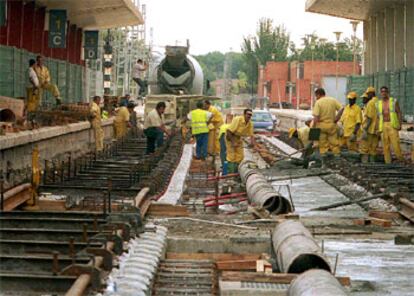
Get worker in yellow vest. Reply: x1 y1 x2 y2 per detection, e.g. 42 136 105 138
312 88 343 156
225 109 255 173
188 101 212 160
359 87 380 162
375 86 403 164
204 100 224 156
33 55 61 105
89 96 104 152
338 91 362 152
288 117 313 149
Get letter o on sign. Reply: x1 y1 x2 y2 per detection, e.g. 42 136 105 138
85 48 96 59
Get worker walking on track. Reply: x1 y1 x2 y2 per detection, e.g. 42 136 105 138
89 96 104 152
143 102 170 154
312 88 343 157
338 91 362 152
359 87 380 163
204 100 224 156
375 86 403 164
188 101 212 160
219 114 233 174
225 109 256 173
113 101 135 140
33 55 61 105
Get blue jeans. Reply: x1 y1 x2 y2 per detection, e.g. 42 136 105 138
220 135 227 165
195 133 208 159
145 127 163 154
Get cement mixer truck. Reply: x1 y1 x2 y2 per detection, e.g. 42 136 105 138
144 44 220 126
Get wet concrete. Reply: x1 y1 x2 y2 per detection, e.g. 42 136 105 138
272 176 366 218
323 238 414 296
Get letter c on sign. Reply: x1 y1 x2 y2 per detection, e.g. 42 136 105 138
53 35 62 46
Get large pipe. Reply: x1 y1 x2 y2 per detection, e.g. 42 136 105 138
272 220 331 273
288 269 348 296
0 108 16 122
239 161 292 214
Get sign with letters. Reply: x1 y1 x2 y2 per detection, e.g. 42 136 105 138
48 10 67 48
84 31 99 59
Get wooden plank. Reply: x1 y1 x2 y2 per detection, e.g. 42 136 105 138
166 253 261 261
4 185 32 211
37 200 66 211
353 217 391 227
134 187 150 208
399 198 414 223
221 271 351 286
368 211 401 220
216 260 257 271
147 203 190 217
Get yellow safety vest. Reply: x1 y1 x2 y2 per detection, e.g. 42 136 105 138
191 109 209 135
376 97 399 132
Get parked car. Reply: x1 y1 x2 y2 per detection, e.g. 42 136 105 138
252 109 277 132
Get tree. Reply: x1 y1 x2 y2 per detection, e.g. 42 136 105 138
241 18 294 94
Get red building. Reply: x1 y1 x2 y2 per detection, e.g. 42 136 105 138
258 60 361 107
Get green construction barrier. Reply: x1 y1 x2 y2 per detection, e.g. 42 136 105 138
347 68 414 117
0 45 85 104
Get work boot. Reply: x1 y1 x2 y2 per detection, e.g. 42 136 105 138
361 154 369 163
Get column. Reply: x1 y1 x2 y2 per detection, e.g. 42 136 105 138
406 0 414 68
376 11 386 72
394 4 405 70
363 20 371 74
385 7 394 71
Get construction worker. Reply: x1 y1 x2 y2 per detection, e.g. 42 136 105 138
225 109 256 173
89 96 104 152
338 92 362 152
33 55 61 105
204 100 224 156
188 101 212 160
312 88 343 156
288 117 313 149
359 87 380 162
113 101 135 140
26 59 40 127
375 86 403 164
219 114 233 173
143 102 170 154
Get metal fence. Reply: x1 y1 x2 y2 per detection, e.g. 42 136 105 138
347 68 414 119
0 45 85 105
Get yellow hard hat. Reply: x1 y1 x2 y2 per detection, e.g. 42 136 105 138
288 128 297 138
347 91 358 99
366 86 375 93
361 92 368 98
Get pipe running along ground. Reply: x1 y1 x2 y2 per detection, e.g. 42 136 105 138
239 160 292 214
272 220 331 274
288 269 347 296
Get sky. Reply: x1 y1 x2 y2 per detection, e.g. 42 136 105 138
142 0 363 55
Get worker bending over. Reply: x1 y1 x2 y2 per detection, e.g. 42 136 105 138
376 86 403 164
188 101 212 160
312 88 343 157
359 87 379 162
225 109 255 173
288 117 313 149
89 96 104 152
143 102 170 154
114 101 135 139
33 55 61 105
204 100 224 156
338 91 362 152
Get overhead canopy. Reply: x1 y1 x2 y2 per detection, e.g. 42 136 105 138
36 0 144 29
305 0 407 21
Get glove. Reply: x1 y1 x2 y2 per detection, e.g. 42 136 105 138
349 133 357 142
361 130 368 141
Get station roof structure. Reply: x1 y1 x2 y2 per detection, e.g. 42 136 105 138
36 0 144 29
305 0 407 20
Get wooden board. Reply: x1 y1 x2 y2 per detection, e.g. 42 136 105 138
354 217 392 227
221 271 351 286
368 211 401 220
166 253 261 261
147 203 190 217
216 260 257 271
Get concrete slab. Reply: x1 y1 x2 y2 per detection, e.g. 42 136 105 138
272 176 365 219
323 238 414 295
220 280 288 296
